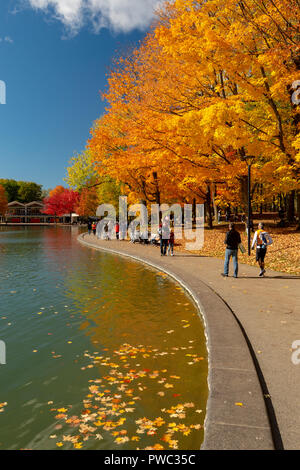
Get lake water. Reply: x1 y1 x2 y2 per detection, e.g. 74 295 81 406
0 226 208 450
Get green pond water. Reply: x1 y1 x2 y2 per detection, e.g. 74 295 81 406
0 226 208 450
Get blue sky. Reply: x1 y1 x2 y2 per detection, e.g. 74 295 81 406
0 0 159 190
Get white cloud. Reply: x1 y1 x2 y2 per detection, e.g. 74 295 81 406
0 36 14 44
26 0 161 34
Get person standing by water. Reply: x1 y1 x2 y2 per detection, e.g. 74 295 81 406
87 220 92 236
158 223 163 252
158 222 169 256
251 222 273 277
92 222 96 236
161 222 170 256
115 222 120 240
168 229 175 256
221 223 241 278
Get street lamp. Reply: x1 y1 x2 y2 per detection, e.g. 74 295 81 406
244 156 255 256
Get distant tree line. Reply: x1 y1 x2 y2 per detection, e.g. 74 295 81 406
0 179 47 204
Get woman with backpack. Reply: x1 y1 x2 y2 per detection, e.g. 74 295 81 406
251 222 273 277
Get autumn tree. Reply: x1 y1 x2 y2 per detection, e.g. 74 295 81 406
0 185 8 219
65 150 98 191
73 0 300 227
76 187 99 217
44 187 79 222
49 185 65 198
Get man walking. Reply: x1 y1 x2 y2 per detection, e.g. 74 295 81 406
160 222 170 256
87 220 92 236
221 223 241 278
251 222 273 277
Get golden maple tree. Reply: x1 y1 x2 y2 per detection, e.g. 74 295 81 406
69 0 300 224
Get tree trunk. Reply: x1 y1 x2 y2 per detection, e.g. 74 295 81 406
286 190 295 224
211 184 218 221
206 186 213 229
152 172 161 206
192 198 196 225
296 190 300 231
152 172 161 223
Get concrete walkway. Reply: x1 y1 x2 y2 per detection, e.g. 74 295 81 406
78 233 300 450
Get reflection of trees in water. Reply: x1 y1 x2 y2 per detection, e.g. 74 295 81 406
62 251 208 450
63 249 203 353
40 227 82 275
64 253 171 348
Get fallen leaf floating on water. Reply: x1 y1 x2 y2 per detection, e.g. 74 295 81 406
0 402 7 413
48 343 205 450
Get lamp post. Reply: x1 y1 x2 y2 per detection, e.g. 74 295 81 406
244 156 255 256
247 163 251 255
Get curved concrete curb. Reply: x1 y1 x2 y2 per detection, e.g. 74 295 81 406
78 233 274 450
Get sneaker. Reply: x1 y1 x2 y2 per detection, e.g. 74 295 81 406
221 273 228 277
259 269 266 277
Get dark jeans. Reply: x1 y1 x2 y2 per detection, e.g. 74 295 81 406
224 248 238 277
256 247 267 262
160 239 168 255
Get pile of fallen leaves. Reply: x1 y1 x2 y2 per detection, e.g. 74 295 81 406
177 225 300 275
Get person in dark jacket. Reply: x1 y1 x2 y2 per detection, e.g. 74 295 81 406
167 229 175 256
222 223 241 278
160 222 170 256
87 220 92 236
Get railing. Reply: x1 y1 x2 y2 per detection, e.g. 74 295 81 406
6 211 47 216
6 211 26 216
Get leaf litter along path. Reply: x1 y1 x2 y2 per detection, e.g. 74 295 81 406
176 225 300 276
80 233 300 450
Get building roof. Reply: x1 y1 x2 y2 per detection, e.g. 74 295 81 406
26 201 44 207
7 201 43 207
8 201 25 207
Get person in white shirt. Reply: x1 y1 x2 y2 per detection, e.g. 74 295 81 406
251 223 273 277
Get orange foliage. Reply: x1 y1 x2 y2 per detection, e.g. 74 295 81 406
0 185 8 217
83 0 300 209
